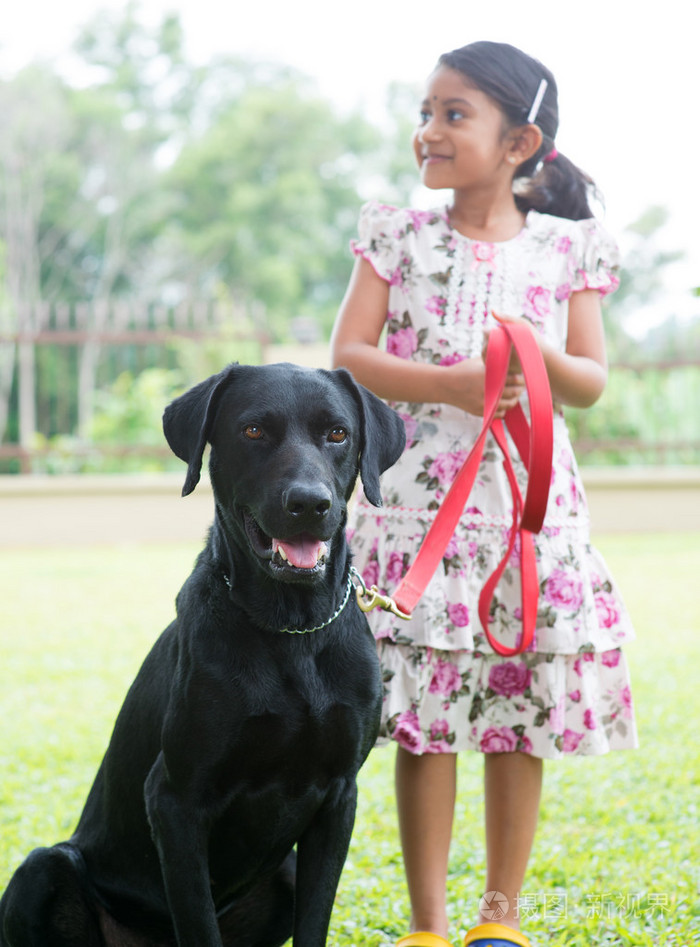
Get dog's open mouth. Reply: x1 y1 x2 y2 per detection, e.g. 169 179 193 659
243 513 329 575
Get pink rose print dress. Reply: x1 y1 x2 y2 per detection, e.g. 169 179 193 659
348 201 637 759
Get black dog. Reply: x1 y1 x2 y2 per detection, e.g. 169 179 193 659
0 363 405 947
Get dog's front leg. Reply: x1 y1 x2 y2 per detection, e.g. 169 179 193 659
293 780 358 946
145 754 222 947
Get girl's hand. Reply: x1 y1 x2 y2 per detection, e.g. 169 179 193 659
489 298 609 409
445 357 525 419
480 313 529 418
496 369 526 418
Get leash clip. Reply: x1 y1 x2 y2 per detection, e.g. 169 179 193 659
350 567 411 621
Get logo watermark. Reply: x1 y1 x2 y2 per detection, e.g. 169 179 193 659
479 890 510 921
478 890 680 921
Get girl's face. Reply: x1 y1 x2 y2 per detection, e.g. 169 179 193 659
413 66 516 193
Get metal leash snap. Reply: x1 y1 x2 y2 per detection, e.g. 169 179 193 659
350 567 411 621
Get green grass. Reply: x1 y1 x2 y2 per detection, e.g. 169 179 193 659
1 534 698 945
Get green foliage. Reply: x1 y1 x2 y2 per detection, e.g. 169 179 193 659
635 314 700 362
566 364 700 464
0 6 387 335
28 369 183 474
73 0 195 133
169 333 263 388
90 368 181 444
26 329 266 474
565 206 700 463
0 535 698 945
164 75 379 339
0 4 403 351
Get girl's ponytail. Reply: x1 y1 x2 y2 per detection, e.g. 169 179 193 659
515 148 599 221
438 41 599 221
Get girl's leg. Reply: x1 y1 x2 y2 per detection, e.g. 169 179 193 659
481 752 543 929
395 746 457 937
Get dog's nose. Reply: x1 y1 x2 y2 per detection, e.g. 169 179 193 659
283 483 332 521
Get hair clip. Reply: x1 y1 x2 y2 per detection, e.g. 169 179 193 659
527 79 548 124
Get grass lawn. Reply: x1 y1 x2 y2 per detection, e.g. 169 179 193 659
0 533 698 945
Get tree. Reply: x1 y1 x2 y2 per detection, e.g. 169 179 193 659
0 65 77 444
164 66 380 339
0 7 204 443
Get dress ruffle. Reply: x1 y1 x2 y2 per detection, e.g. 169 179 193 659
350 493 634 656
377 642 638 759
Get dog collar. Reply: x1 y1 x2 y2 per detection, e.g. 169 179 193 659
222 567 359 635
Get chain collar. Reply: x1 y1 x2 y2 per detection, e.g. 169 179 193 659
222 566 360 635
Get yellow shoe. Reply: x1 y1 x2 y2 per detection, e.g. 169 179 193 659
463 923 531 947
397 933 454 947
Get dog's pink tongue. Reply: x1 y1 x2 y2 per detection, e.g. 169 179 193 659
272 536 326 569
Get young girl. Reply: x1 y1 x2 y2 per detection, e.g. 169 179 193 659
331 41 637 947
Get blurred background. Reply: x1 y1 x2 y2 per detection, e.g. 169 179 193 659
2 12 698 938
1 0 698 475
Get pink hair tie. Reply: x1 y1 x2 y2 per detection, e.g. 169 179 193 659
543 147 558 163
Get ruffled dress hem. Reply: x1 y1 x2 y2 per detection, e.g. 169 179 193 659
377 641 638 759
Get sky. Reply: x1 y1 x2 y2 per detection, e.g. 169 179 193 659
2 0 698 334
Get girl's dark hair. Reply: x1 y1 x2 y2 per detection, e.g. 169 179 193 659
438 41 598 220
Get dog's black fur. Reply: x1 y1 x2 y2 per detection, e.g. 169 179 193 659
0 363 405 947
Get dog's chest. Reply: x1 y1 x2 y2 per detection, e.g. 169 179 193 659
204 660 368 889
236 657 367 769
206 769 344 897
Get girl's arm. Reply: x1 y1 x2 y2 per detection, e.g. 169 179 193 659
331 257 524 418
495 289 608 408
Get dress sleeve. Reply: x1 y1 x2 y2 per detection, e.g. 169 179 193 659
350 201 404 282
571 218 621 297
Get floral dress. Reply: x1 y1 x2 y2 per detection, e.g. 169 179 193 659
348 201 637 759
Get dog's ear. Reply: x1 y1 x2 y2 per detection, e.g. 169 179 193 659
163 364 238 496
332 368 406 507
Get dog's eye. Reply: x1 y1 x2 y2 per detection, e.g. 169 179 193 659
243 424 264 440
328 427 347 444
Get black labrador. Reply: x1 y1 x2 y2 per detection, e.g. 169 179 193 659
0 362 405 947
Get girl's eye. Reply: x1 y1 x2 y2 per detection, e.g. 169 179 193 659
447 109 465 122
328 427 347 444
418 109 431 125
243 424 264 440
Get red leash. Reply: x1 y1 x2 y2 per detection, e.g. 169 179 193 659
355 322 553 656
